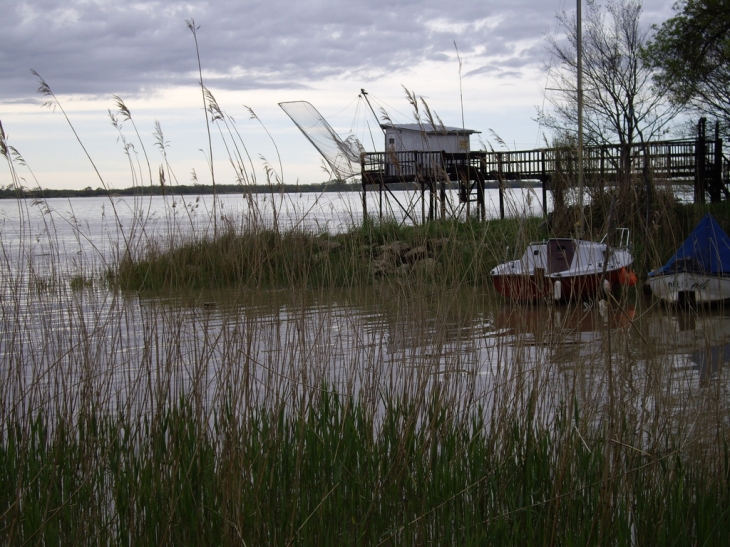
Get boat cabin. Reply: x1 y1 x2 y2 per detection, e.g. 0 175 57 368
548 239 575 274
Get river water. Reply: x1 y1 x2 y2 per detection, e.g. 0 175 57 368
0 189 547 264
0 191 729 444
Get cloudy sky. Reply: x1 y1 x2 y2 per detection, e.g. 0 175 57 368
0 0 675 190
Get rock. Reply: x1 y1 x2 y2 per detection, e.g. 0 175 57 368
404 246 428 262
376 250 399 266
412 258 437 276
379 241 411 257
372 256 397 276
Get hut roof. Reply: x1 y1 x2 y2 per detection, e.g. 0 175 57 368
380 123 480 135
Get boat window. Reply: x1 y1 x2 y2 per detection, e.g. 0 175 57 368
547 239 575 274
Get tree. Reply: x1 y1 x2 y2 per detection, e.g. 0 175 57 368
539 0 680 230
644 0 730 137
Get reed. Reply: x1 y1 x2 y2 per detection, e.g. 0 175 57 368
3 60 730 547
2 384 729 545
110 214 545 292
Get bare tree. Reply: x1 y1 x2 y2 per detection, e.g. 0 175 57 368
539 0 680 219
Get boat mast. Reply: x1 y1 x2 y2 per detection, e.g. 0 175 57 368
577 0 585 237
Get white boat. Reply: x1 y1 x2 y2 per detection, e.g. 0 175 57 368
646 214 730 305
490 228 636 302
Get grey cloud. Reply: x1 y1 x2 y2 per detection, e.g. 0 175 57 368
0 0 676 100
464 65 524 80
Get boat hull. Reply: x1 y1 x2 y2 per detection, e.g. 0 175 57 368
492 269 625 302
647 272 730 305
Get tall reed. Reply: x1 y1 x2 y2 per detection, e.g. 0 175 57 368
2 59 730 547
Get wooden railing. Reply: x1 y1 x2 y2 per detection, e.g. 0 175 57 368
360 136 727 221
362 139 723 187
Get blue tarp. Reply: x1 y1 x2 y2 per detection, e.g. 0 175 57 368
650 214 730 276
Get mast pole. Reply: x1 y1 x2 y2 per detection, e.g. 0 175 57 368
361 89 386 134
577 0 585 237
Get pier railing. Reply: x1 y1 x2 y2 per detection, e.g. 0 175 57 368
361 134 728 221
362 139 720 185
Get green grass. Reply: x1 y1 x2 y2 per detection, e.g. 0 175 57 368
111 216 547 292
2 393 729 546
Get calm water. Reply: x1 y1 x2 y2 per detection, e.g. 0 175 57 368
1 190 729 437
0 189 548 265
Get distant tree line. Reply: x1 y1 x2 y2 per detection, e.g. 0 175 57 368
0 179 544 200
0 180 362 200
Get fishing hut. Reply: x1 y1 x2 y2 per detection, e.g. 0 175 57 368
278 98 729 224
361 122 487 223
361 117 729 223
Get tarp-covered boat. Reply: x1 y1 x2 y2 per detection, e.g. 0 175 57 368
490 229 635 302
646 214 730 305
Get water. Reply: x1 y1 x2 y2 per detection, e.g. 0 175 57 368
0 188 548 264
1 191 729 443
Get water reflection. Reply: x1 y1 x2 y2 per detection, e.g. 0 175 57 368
690 344 730 384
641 306 730 386
3 278 730 444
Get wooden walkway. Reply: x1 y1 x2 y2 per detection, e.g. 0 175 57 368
360 129 728 222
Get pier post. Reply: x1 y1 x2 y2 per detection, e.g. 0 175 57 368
541 150 547 218
360 154 367 221
695 118 707 204
715 121 725 199
498 152 505 220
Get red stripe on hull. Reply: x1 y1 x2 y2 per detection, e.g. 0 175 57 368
492 270 623 302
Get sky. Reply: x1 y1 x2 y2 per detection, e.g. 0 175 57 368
0 0 676 190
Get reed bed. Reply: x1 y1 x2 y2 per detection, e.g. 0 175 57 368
3 71 730 545
4 386 729 546
3 229 730 544
111 215 544 292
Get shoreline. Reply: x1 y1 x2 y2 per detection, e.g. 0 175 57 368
0 180 543 200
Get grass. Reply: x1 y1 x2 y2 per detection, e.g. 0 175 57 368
3 389 729 546
3 55 730 546
110 195 730 294
110 215 547 292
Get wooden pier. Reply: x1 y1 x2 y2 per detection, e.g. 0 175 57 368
360 120 728 222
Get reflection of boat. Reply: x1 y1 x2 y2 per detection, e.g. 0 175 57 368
646 214 730 305
492 304 637 369
490 229 635 302
690 343 730 383
642 308 730 383
494 304 635 338
643 308 730 350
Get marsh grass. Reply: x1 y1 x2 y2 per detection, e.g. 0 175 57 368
112 215 545 292
3 62 730 546
3 385 730 545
